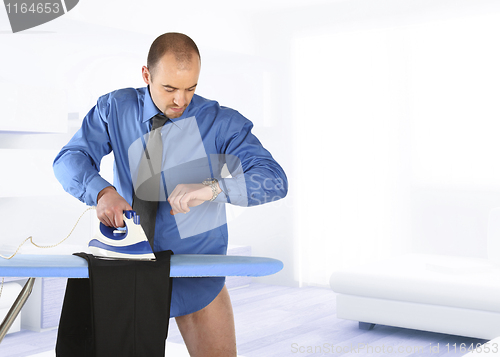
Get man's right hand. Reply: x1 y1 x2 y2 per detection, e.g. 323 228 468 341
96 186 133 228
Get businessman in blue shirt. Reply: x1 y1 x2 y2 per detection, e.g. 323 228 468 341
54 32 287 356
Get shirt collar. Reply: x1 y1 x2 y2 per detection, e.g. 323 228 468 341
142 86 162 123
142 86 187 130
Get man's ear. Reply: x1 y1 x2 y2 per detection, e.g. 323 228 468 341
142 66 151 85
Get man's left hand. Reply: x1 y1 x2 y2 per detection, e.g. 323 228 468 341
168 183 219 215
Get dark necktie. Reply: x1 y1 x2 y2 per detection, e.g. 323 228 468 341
132 114 168 248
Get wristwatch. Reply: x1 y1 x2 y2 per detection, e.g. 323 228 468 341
202 178 219 202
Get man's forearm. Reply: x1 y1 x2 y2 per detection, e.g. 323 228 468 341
53 150 112 206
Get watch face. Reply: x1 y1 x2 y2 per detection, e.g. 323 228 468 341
203 178 217 185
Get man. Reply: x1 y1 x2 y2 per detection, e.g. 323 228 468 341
54 32 287 356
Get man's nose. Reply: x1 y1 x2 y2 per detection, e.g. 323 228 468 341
173 91 186 107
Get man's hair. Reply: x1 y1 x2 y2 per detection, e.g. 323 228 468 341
147 32 200 78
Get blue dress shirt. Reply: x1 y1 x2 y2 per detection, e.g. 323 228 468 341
53 86 288 317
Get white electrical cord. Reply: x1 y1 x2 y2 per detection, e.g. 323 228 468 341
0 206 96 298
0 206 96 260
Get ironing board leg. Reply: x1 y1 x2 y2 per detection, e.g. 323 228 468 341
0 277 36 343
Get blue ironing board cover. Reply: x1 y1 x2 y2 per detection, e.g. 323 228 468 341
0 254 283 278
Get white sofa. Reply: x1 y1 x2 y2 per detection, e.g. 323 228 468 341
330 208 500 340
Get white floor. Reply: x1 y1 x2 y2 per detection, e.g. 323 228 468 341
0 283 488 357
26 342 245 357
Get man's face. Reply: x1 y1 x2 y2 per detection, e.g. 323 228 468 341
142 53 201 119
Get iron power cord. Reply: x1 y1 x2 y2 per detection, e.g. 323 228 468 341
0 206 96 298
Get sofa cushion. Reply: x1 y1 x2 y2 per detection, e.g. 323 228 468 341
330 253 500 313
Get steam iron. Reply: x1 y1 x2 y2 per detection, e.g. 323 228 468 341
88 210 156 260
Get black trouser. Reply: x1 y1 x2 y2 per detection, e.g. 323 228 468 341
56 250 173 357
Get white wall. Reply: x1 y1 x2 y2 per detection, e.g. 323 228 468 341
288 0 500 286
2 0 500 288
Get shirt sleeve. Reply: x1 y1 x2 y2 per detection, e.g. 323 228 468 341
215 112 288 207
53 96 113 206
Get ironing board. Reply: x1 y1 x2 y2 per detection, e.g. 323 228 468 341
0 254 283 342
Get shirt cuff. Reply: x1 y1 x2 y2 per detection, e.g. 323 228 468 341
86 175 113 206
213 178 248 206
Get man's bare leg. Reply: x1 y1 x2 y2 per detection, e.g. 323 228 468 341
175 285 237 357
